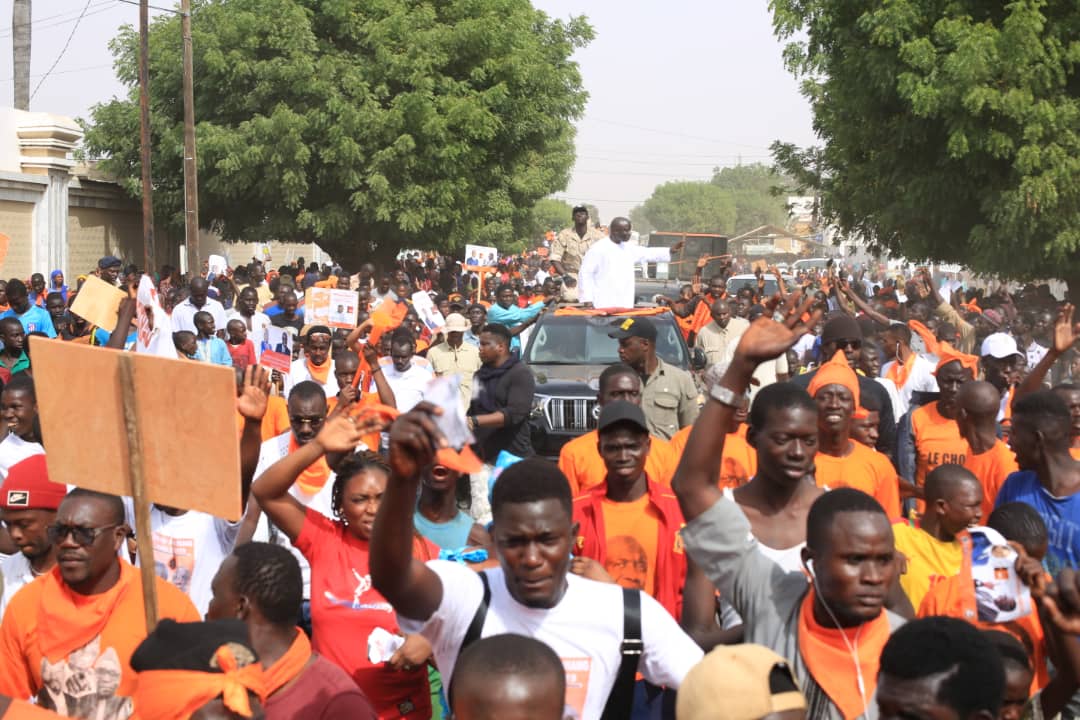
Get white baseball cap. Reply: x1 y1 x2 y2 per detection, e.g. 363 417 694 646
444 313 470 333
980 332 1021 359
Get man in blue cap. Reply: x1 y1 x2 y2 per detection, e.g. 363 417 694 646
98 256 123 286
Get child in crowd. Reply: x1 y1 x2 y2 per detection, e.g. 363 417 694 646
172 330 200 361
225 319 256 371
193 310 233 367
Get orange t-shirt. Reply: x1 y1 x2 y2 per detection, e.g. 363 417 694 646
963 440 1019 518
669 424 757 490
911 402 969 512
235 394 291 442
600 494 660 596
1071 447 1080 461
0 561 200 715
559 430 675 496
814 441 901 518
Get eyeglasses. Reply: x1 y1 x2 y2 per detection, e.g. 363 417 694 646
833 339 862 351
47 523 121 546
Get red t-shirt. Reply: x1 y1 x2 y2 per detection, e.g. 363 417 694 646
294 508 434 719
227 339 257 371
265 654 377 720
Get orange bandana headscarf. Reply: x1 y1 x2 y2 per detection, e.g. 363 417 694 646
808 351 861 409
262 628 312 697
798 589 891 720
132 644 267 720
935 342 979 377
288 434 333 495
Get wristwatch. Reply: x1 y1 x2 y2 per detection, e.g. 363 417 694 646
709 383 743 408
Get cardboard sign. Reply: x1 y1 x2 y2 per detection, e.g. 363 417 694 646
304 287 359 329
31 337 243 520
70 276 127 332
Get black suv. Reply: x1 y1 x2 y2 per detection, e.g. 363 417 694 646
523 308 701 458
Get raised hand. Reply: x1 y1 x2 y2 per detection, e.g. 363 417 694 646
236 365 270 421
314 414 366 454
1053 303 1080 355
388 402 447 479
361 341 381 368
734 290 820 365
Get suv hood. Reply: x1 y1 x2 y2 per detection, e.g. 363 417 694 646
529 364 604 392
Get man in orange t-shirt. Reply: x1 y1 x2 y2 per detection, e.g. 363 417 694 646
897 346 977 508
559 364 675 496
571 402 687 621
809 351 901 518
958 380 1019 517
0 489 199 718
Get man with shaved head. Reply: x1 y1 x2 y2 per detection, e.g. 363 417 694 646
694 296 749 366
891 464 983 611
958 381 1019 518
172 276 227 336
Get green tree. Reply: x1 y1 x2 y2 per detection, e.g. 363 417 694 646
770 0 1080 291
80 0 592 268
635 181 735 234
527 198 575 236
710 163 790 234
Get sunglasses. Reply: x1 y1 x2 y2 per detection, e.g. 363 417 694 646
833 339 862 351
47 523 121 546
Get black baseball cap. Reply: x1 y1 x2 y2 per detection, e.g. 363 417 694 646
608 316 657 342
597 400 649 434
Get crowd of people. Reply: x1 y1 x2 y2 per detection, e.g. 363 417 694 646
0 206 1080 719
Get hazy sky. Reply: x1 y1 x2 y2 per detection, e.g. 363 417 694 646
1 0 817 223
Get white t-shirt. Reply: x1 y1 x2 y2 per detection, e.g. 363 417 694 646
398 561 702 719
0 434 44 481
249 432 335 599
374 362 434 412
148 508 240 616
880 354 939 416
172 297 228 334
0 552 34 617
283 357 339 399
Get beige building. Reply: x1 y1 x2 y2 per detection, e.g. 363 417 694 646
0 107 330 282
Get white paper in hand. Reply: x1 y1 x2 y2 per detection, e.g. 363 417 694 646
969 525 1032 623
367 626 405 664
426 374 474 450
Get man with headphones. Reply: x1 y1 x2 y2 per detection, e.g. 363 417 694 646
672 292 905 719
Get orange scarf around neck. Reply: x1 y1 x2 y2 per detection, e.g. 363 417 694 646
288 435 332 495
885 349 916 391
797 589 891 720
38 559 135 662
306 357 331 385
263 628 313 697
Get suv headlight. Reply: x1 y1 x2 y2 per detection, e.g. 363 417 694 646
532 394 550 419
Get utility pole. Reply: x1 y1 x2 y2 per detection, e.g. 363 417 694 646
181 0 199 277
12 1 30 110
138 0 155 275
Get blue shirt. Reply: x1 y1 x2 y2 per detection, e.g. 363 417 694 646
995 470 1080 575
1 305 56 338
197 336 234 367
486 301 545 351
413 509 475 551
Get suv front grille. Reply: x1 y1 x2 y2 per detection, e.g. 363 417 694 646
544 397 598 431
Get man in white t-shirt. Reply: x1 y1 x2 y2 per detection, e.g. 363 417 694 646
227 287 272 358
172 277 228 336
371 407 702 719
376 327 433 411
283 326 339 399
0 454 66 615
880 323 938 416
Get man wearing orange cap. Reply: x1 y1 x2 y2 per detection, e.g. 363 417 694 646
896 345 978 508
810 352 902 518
0 454 65 616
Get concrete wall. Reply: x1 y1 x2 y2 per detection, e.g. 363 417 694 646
0 198 34 279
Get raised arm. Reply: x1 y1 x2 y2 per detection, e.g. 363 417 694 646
250 415 367 543
1015 303 1078 403
345 319 375 353
361 343 397 408
236 365 271 510
839 278 890 326
673 291 820 522
370 403 449 621
106 297 137 349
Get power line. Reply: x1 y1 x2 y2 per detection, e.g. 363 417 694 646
0 63 112 84
0 1 118 40
576 154 772 167
588 117 773 149
31 0 96 102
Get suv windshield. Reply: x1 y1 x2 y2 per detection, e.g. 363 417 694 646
525 315 687 366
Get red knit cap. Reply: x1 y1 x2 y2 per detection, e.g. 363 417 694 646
0 454 66 510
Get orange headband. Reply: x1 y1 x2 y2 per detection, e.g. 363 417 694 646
132 644 266 720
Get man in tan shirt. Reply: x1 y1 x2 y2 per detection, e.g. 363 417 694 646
694 298 750 366
550 206 605 279
427 313 482 412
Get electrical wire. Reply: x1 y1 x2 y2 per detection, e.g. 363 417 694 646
0 1 117 40
30 0 96 102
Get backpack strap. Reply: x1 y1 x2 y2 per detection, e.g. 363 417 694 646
460 570 491 654
600 587 643 720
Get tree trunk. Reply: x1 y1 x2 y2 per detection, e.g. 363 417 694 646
12 0 30 111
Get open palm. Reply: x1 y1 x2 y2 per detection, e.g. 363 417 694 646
236 365 270 420
1053 303 1080 354
735 290 820 364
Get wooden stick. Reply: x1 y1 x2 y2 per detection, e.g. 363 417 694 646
119 354 159 632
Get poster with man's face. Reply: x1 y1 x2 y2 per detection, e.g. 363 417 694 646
465 244 498 267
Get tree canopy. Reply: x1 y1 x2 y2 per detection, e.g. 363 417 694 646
770 0 1080 289
80 0 593 267
630 163 789 236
